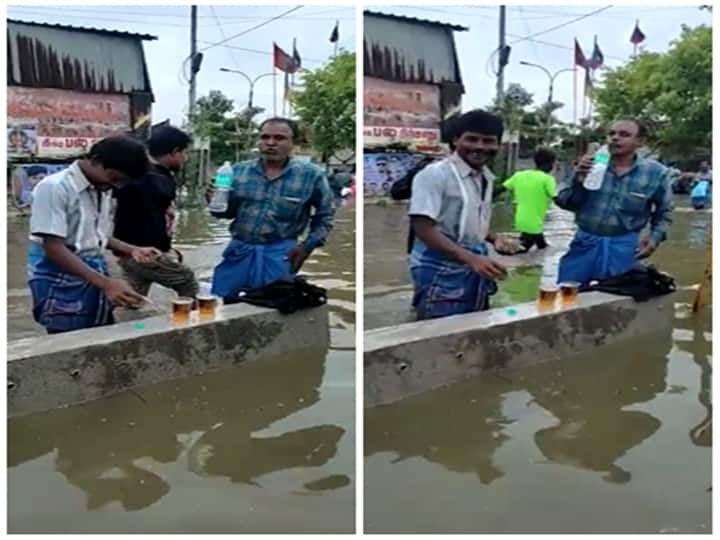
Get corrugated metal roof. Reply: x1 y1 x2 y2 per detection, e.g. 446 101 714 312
364 11 465 86
7 19 157 41
7 19 154 96
363 10 468 32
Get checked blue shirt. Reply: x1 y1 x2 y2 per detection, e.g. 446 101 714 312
210 158 335 253
555 156 673 245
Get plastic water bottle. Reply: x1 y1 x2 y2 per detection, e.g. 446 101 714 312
583 144 610 191
208 161 234 213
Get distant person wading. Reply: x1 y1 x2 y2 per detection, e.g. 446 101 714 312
503 147 558 252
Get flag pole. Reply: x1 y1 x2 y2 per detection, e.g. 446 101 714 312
334 20 339 57
582 69 587 119
273 69 277 116
573 38 578 126
282 72 287 116
587 70 594 125
290 37 296 117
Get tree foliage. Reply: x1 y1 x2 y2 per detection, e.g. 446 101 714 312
289 51 356 161
594 25 711 159
187 90 263 165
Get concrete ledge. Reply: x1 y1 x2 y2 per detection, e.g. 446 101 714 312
364 292 674 408
8 303 329 417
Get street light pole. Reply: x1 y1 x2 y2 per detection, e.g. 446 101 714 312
519 61 574 143
219 68 275 160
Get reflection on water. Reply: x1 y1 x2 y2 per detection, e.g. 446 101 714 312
8 203 356 533
364 198 711 533
366 332 672 486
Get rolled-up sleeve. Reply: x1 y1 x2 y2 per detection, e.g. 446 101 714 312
649 168 673 244
30 180 69 238
554 174 587 211
301 172 335 253
409 166 444 221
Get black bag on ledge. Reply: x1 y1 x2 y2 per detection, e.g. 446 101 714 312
579 265 676 302
222 276 327 314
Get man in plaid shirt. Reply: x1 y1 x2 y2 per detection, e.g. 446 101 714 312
555 119 673 285
209 118 335 298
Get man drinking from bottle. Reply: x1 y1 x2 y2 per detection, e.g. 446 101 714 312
555 119 673 285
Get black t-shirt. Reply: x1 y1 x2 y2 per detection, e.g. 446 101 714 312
113 162 175 252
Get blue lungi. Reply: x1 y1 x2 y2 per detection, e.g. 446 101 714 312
211 238 295 298
558 229 640 286
28 242 114 334
410 240 497 320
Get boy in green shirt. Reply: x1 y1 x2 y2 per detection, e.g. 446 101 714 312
503 147 557 252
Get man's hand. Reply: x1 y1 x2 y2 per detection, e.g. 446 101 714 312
288 246 309 273
101 278 145 307
575 154 595 182
636 237 658 260
131 247 162 263
467 254 507 280
493 235 522 255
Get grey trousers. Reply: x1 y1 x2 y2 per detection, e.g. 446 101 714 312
117 249 199 298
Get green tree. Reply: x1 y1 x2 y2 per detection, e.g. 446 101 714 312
289 51 356 162
594 25 711 159
180 90 263 206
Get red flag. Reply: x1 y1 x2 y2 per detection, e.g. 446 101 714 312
574 39 587 68
273 43 299 73
630 20 646 45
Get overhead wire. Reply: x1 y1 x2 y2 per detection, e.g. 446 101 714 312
508 6 614 45
8 5 350 21
209 5 242 71
198 5 304 53
197 41 325 64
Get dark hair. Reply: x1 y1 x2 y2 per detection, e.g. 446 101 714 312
453 109 504 141
534 147 556 171
614 118 648 138
87 135 149 180
442 114 460 150
26 165 48 177
147 125 192 157
259 117 298 140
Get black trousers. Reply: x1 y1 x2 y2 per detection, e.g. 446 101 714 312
520 232 548 251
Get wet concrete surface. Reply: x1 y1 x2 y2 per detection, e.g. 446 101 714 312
364 195 711 533
7 201 356 533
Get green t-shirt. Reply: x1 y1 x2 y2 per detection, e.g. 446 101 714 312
503 169 557 234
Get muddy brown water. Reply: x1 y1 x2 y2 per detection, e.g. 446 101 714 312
364 196 711 533
7 202 356 533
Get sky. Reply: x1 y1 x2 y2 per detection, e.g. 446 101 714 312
5 4 711 127
7 4 356 126
366 5 712 124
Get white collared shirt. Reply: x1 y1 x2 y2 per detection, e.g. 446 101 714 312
29 161 114 257
409 152 495 245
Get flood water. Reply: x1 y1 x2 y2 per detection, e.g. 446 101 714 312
364 196 712 533
7 202 356 533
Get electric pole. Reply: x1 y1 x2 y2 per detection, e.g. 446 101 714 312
188 5 198 117
496 5 506 103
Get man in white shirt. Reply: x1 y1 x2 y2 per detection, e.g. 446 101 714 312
408 109 514 320
29 136 161 334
